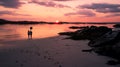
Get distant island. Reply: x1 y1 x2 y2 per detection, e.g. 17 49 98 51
0 19 120 25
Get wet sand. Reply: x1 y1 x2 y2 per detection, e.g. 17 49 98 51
0 36 119 67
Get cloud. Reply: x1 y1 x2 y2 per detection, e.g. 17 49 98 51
0 0 24 8
64 10 96 17
53 0 74 1
0 11 13 15
0 11 30 16
78 3 120 13
30 0 71 8
106 13 120 17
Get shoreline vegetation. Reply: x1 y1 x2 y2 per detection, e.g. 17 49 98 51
59 24 120 65
0 19 120 25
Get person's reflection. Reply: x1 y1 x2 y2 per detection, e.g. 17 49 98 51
28 27 33 39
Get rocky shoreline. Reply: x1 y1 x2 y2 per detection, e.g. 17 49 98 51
58 25 120 65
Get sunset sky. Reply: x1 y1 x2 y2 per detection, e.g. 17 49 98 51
0 0 120 22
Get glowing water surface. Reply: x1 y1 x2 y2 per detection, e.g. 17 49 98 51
0 24 114 41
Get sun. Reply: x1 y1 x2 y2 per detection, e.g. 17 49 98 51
55 20 59 24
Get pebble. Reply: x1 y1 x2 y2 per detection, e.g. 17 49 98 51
37 53 40 56
20 63 24 67
59 65 62 67
15 60 19 63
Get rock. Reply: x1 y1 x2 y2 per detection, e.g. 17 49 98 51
69 26 89 29
59 25 120 64
88 31 120 47
58 32 75 36
113 24 120 28
82 49 93 52
69 26 111 40
106 60 120 65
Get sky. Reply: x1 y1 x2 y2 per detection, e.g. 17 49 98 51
0 0 120 22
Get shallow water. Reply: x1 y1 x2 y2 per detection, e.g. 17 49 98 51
0 24 114 41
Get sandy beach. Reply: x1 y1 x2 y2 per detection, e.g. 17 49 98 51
0 36 120 67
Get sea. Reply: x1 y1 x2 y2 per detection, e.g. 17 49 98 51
0 23 115 41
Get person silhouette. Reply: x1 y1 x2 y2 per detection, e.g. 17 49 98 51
28 27 33 39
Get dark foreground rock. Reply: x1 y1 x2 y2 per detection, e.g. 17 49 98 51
90 31 120 64
59 25 120 65
107 60 120 65
59 26 112 40
69 26 89 29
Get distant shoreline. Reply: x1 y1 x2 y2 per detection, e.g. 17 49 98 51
0 19 120 25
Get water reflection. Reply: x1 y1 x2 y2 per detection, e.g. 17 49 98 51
0 24 114 41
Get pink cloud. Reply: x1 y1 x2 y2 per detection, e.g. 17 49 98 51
0 10 30 16
78 3 120 13
29 0 71 8
53 0 75 1
65 10 96 17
